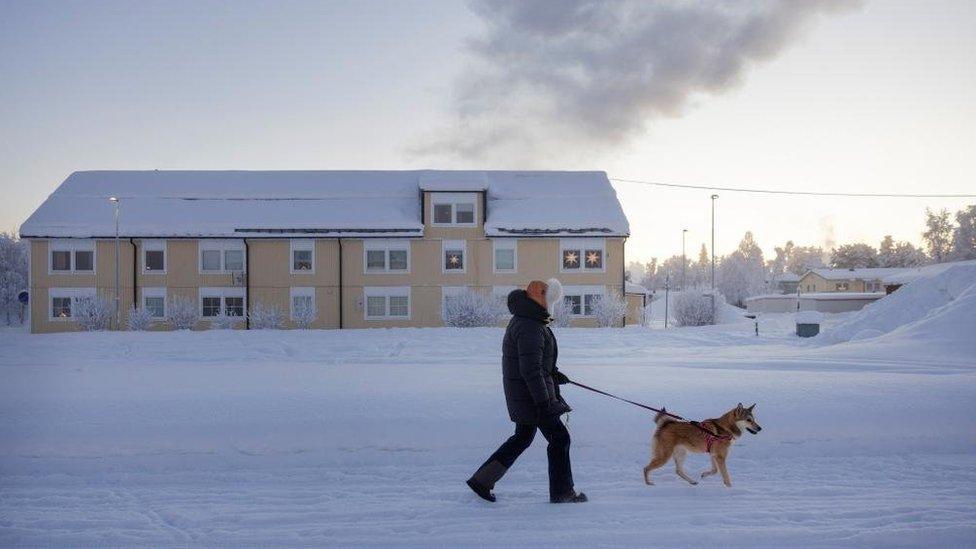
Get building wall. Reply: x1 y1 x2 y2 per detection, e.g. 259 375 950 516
798 273 871 293
625 293 646 325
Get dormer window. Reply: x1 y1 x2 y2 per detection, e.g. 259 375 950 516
430 193 477 226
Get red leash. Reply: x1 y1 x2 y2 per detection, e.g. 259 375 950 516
567 380 732 442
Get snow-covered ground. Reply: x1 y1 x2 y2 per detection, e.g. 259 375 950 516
2 268 975 546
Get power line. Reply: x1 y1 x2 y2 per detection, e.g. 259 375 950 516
609 177 976 198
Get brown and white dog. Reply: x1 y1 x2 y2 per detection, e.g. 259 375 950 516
642 403 761 487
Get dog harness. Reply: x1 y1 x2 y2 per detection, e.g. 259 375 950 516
692 421 733 452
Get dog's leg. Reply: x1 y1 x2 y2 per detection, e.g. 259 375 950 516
715 453 732 487
643 440 672 486
700 454 718 479
673 447 698 485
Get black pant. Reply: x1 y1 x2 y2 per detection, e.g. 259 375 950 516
476 415 574 499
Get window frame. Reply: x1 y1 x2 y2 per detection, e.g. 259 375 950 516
198 287 247 319
290 286 315 321
48 287 96 321
560 238 606 273
198 240 246 274
442 239 467 274
141 287 167 319
561 285 606 317
290 239 315 275
429 192 478 227
48 239 96 275
141 240 167 274
492 239 518 273
363 240 411 274
363 286 411 320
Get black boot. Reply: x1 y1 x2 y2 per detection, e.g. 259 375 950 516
550 491 587 503
466 478 496 502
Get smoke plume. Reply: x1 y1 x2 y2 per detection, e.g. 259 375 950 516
415 0 859 164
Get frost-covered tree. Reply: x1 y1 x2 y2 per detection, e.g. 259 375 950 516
126 305 154 331
830 243 879 269
639 258 657 289
167 296 199 330
672 290 715 327
250 302 284 329
75 296 113 331
550 298 572 327
626 261 646 286
950 204 976 261
443 288 506 327
291 300 317 329
787 245 826 275
922 207 954 263
591 293 627 328
0 233 28 325
878 235 927 267
716 232 766 307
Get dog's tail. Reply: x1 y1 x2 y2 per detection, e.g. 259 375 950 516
654 407 676 427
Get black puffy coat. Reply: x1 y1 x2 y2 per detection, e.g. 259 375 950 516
502 290 571 425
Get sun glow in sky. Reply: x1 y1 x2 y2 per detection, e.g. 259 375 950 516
1 1 973 263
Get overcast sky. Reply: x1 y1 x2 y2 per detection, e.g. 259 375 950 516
1 0 973 262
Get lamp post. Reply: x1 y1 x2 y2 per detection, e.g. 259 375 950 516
681 228 688 291
710 194 718 321
109 197 121 330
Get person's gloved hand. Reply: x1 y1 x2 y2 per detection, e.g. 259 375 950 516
538 398 572 418
552 369 570 385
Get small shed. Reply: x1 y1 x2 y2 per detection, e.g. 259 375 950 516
625 282 650 325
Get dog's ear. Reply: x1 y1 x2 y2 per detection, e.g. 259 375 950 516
737 402 743 411
748 403 756 412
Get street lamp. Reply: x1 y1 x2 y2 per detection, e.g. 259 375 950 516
681 228 688 291
109 197 121 330
710 194 718 320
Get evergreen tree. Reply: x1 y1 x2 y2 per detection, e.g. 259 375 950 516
922 208 954 263
950 204 976 261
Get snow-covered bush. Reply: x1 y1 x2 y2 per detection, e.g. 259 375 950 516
550 298 572 327
672 291 715 327
0 232 28 326
291 300 317 329
443 289 505 328
250 302 284 329
167 296 199 330
126 306 153 331
75 296 114 331
211 314 243 330
591 293 627 327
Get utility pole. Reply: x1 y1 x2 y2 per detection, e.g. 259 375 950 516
109 197 121 330
681 228 688 291
710 194 718 322
664 271 670 329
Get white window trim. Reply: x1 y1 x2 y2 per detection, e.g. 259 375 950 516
198 240 246 274
363 239 411 274
142 240 167 275
290 287 315 320
442 239 467 274
198 287 247 319
492 239 518 273
141 287 167 319
290 239 315 275
559 238 606 273
48 287 96 321
48 239 96 275
363 286 411 320
562 285 606 317
430 192 478 227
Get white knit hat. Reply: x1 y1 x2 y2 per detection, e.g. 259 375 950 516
545 278 563 312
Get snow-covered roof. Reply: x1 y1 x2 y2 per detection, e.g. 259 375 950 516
20 170 629 238
775 272 802 282
798 292 885 300
625 282 649 295
804 268 908 281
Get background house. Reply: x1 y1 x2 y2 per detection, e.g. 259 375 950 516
798 268 908 294
20 170 630 333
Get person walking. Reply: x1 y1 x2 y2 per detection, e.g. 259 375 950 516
466 278 587 504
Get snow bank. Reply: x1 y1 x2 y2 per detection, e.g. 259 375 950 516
826 262 976 343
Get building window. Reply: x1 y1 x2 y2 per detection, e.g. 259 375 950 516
562 285 605 317
430 193 478 226
836 282 849 291
49 239 95 274
199 240 246 273
142 287 167 318
290 287 315 320
443 240 466 272
560 238 605 272
363 287 411 320
290 240 314 274
199 288 246 318
142 240 166 273
48 287 96 320
364 240 410 273
493 239 517 272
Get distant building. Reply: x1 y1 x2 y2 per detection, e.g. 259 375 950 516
20 170 630 333
797 268 908 294
624 281 650 325
768 272 801 294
